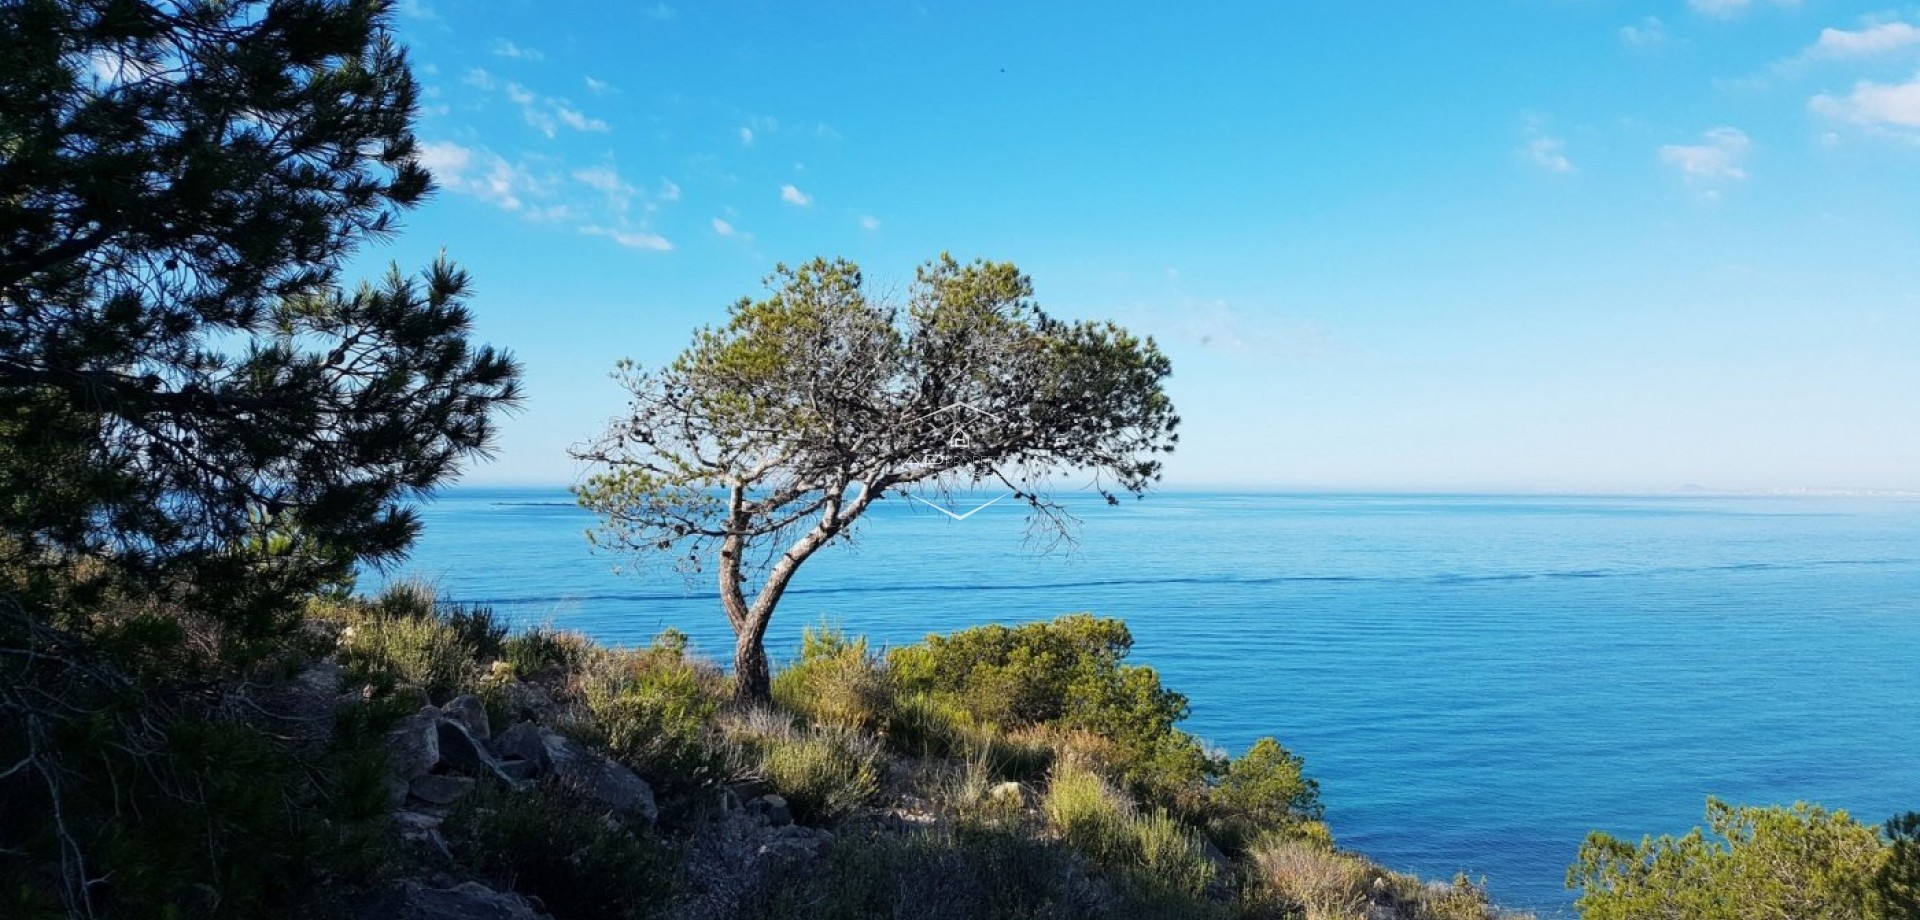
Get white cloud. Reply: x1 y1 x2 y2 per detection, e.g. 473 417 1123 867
712 217 736 236
553 106 608 133
1689 0 1798 18
1812 22 1920 58
1812 74 1920 128
1620 16 1669 48
492 40 545 60
584 76 613 95
648 3 676 20
1660 127 1751 181
582 226 673 251
780 184 812 206
398 0 438 20
658 179 681 201
463 67 495 90
500 82 607 137
571 165 626 194
417 140 472 178
1524 134 1574 173
860 215 881 230
420 141 541 211
739 127 754 146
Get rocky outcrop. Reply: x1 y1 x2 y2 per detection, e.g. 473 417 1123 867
378 686 656 825
356 880 552 920
535 727 658 824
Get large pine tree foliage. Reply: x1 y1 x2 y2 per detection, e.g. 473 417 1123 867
0 0 520 623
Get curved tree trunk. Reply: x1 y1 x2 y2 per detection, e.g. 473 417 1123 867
731 627 772 702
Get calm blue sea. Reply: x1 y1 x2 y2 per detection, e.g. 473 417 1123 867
377 489 1920 914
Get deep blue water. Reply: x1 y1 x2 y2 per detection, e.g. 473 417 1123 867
378 489 1920 914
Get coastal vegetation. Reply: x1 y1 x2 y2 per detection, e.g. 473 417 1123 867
571 255 1180 702
2 2 1915 919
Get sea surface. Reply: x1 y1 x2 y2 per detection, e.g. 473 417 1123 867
377 488 1920 914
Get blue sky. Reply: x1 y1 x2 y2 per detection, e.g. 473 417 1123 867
363 0 1920 493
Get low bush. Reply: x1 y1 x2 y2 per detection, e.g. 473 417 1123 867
735 822 1098 920
725 707 883 823
1568 797 1886 920
1206 737 1325 855
444 784 673 920
575 629 732 797
891 614 1214 805
1250 837 1371 920
335 582 501 701
1043 762 1218 901
773 622 892 732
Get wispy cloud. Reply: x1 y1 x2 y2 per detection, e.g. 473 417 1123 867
499 81 608 137
1620 16 1669 48
422 141 670 251
658 179 681 202
1519 116 1573 173
1812 74 1920 129
398 0 438 21
492 40 544 60
780 184 812 206
739 126 754 146
647 3 676 20
1688 0 1798 18
1660 127 1751 185
1810 22 1920 58
860 215 881 231
584 76 614 95
581 226 673 251
711 217 736 236
420 141 547 212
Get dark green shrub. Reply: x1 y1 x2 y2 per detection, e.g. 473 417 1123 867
1569 798 1884 920
1878 812 1920 919
444 784 672 920
891 614 1213 803
738 822 1100 920
1205 737 1323 854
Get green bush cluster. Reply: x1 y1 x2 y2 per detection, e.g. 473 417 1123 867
1044 762 1221 900
575 628 734 799
889 614 1214 799
726 706 885 823
444 784 674 920
1569 797 1889 920
331 582 505 701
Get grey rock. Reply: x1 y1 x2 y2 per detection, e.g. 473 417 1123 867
541 729 657 824
436 719 525 789
756 825 832 861
498 758 541 782
357 880 552 920
392 812 453 867
409 774 477 806
385 709 441 780
490 722 553 775
499 680 558 722
443 693 491 740
747 794 792 827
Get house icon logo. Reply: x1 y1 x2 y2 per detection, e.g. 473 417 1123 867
901 401 1019 521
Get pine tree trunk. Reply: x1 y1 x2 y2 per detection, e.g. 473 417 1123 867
732 626 772 703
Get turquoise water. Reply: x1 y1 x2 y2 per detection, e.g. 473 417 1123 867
380 489 1920 913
